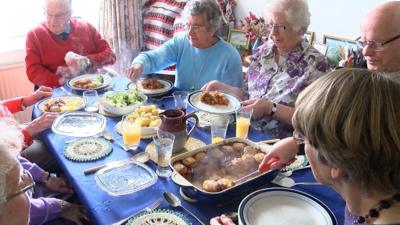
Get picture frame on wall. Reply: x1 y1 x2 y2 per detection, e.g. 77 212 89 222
227 29 250 58
323 34 357 66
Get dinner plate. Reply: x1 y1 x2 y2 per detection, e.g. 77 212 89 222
238 187 337 225
52 112 107 137
68 74 112 91
128 78 173 96
114 121 158 139
188 90 241 114
36 96 85 113
195 111 235 128
95 160 157 195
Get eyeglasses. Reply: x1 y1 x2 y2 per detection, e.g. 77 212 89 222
267 23 288 31
3 170 35 204
45 11 71 20
293 130 305 145
184 23 207 33
355 33 400 51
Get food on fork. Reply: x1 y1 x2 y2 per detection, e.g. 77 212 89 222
141 78 165 89
199 91 229 106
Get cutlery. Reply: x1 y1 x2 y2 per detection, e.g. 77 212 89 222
235 157 279 185
102 130 129 151
83 152 150 175
163 192 205 225
111 196 163 225
257 139 280 145
272 176 322 188
60 86 72 96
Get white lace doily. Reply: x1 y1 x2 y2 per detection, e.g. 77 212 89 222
64 137 112 162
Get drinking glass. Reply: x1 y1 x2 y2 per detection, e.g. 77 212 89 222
82 90 99 112
172 91 189 112
153 131 175 178
122 116 141 150
210 114 230 143
236 108 253 139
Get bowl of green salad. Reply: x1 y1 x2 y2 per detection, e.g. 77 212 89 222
99 90 147 116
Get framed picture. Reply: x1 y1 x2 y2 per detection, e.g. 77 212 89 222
323 34 357 66
227 29 250 57
304 31 315 44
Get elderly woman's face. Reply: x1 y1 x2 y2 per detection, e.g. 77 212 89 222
45 0 72 35
0 164 31 225
267 12 303 52
186 14 215 48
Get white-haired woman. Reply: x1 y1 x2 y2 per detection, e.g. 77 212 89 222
127 0 242 91
0 120 87 225
203 0 330 139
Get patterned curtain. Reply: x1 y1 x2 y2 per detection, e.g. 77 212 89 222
99 0 144 73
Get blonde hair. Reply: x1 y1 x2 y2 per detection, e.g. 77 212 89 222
293 68 400 194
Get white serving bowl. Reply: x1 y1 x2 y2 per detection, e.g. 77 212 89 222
99 90 147 116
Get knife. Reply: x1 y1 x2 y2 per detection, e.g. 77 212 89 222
235 157 279 185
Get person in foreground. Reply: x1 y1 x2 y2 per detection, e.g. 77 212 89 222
25 0 116 88
262 0 400 171
127 0 242 91
202 0 330 138
213 68 400 225
0 86 59 172
0 120 87 225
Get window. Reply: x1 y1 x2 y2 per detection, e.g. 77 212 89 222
0 0 101 53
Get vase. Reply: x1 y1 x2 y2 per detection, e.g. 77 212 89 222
251 37 263 54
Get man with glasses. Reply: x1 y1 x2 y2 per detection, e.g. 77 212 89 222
127 0 242 91
25 0 116 88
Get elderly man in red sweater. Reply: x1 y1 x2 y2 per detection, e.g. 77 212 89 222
25 0 116 88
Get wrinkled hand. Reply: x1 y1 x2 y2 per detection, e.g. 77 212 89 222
201 80 228 92
210 215 236 225
23 113 58 137
65 51 89 76
241 98 271 119
45 175 73 193
126 63 143 81
260 137 299 171
60 201 88 225
23 86 53 106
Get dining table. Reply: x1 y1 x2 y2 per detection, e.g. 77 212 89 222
33 76 345 225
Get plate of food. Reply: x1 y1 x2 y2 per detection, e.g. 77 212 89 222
115 105 163 138
238 187 337 225
68 74 112 91
128 78 173 96
188 90 241 114
36 96 85 113
99 89 147 116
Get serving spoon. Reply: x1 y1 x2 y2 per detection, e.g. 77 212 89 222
102 130 128 151
163 192 205 225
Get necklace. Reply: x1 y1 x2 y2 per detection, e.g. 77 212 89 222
354 193 400 224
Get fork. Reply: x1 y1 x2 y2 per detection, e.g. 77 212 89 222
111 196 163 225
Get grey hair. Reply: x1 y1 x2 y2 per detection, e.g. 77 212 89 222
0 143 20 221
182 0 222 33
44 0 72 11
0 120 23 155
265 0 310 33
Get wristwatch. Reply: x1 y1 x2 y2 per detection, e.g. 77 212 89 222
269 102 277 116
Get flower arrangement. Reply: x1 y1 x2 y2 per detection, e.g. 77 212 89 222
239 12 269 41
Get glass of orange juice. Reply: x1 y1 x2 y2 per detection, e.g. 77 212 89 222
236 108 253 139
210 114 230 144
122 116 141 150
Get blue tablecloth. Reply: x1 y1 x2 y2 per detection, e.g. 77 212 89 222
34 77 345 225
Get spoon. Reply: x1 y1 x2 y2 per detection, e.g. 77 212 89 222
163 192 205 225
83 152 150 175
102 130 128 151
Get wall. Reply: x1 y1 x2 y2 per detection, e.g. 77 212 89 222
234 0 390 43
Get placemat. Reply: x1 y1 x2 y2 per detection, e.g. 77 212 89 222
146 137 206 164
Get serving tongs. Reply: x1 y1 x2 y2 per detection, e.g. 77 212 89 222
235 157 279 185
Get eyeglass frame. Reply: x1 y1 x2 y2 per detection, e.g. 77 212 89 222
3 170 35 203
184 23 208 33
293 130 305 145
44 10 71 20
355 33 400 51
266 23 288 31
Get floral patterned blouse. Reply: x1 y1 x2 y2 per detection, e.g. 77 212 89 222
245 39 331 138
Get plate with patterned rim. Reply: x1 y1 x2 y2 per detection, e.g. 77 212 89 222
125 209 192 225
128 78 173 96
188 90 241 114
68 74 112 91
36 96 85 113
64 137 112 162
